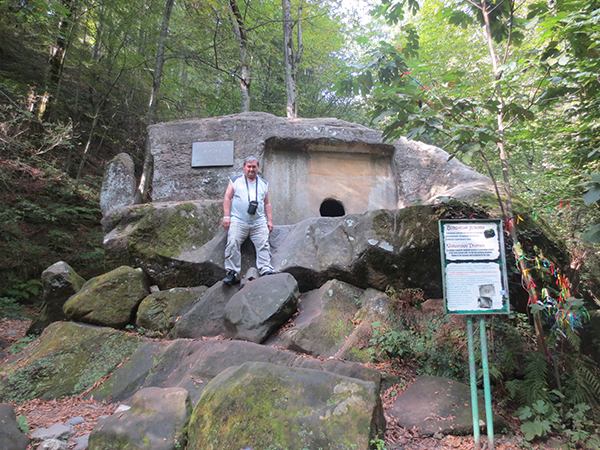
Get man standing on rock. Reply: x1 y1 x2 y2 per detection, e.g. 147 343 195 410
221 155 276 285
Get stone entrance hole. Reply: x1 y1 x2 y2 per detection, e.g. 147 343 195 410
320 199 345 217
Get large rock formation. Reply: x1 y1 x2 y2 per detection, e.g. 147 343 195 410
0 322 143 403
89 337 384 407
104 204 447 295
187 362 385 450
142 113 492 224
223 272 299 343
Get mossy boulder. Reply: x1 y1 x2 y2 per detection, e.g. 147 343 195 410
136 286 207 335
89 387 191 450
187 361 385 450
102 200 225 289
223 273 299 343
63 266 150 329
169 281 239 339
336 288 390 363
27 261 86 335
0 322 143 403
90 339 382 407
280 279 363 358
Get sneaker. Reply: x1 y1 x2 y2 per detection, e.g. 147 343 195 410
222 271 239 285
261 270 276 276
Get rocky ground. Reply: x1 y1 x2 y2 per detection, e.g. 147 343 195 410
0 318 559 450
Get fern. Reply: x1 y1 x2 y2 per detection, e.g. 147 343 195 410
563 354 600 408
563 326 582 352
507 351 551 406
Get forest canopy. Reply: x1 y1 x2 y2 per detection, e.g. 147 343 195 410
0 0 598 299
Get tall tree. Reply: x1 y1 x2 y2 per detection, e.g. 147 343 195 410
282 0 303 118
137 0 176 202
228 0 251 112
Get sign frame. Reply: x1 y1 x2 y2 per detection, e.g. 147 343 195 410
439 219 510 315
191 141 234 167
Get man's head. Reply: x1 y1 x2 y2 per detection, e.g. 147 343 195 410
243 155 259 180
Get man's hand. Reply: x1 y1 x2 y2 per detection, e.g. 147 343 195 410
267 220 273 233
222 217 231 230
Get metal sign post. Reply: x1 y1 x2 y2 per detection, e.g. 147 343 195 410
439 219 510 449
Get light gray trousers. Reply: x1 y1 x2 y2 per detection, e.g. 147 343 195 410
224 219 274 276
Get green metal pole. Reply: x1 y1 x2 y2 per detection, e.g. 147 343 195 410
467 316 480 448
480 317 494 448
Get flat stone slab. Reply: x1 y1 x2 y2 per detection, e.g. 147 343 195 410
391 376 506 436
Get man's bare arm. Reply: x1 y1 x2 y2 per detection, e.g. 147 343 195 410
222 181 234 230
264 191 273 233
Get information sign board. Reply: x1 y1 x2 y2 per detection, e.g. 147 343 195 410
439 220 509 315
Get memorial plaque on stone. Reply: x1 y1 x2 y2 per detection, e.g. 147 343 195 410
191 141 234 167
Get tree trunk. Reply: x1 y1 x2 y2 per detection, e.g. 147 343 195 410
283 0 303 118
41 0 76 121
135 0 176 204
228 0 251 112
480 0 550 360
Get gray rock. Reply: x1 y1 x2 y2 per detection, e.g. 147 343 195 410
104 205 445 295
39 439 69 450
0 322 143 403
89 387 190 450
223 273 299 343
100 153 136 215
0 403 30 450
27 261 86 335
390 376 507 436
72 434 89 450
280 279 362 357
145 112 491 224
136 285 207 335
66 416 85 425
333 287 390 362
90 339 382 407
393 137 492 208
63 266 150 329
30 423 75 441
102 200 225 288
169 282 238 339
187 361 385 450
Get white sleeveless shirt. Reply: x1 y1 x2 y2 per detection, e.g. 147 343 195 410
230 174 269 224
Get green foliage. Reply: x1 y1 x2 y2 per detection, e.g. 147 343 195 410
0 297 28 319
3 280 42 302
516 398 561 440
370 437 388 450
16 416 29 434
370 288 468 380
9 335 36 355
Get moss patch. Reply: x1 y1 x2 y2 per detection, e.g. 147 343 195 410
188 362 382 450
127 202 222 261
0 322 143 403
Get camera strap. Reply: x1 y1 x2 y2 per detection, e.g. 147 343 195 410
245 177 258 203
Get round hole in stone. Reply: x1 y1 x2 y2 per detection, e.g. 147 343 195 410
319 198 345 217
